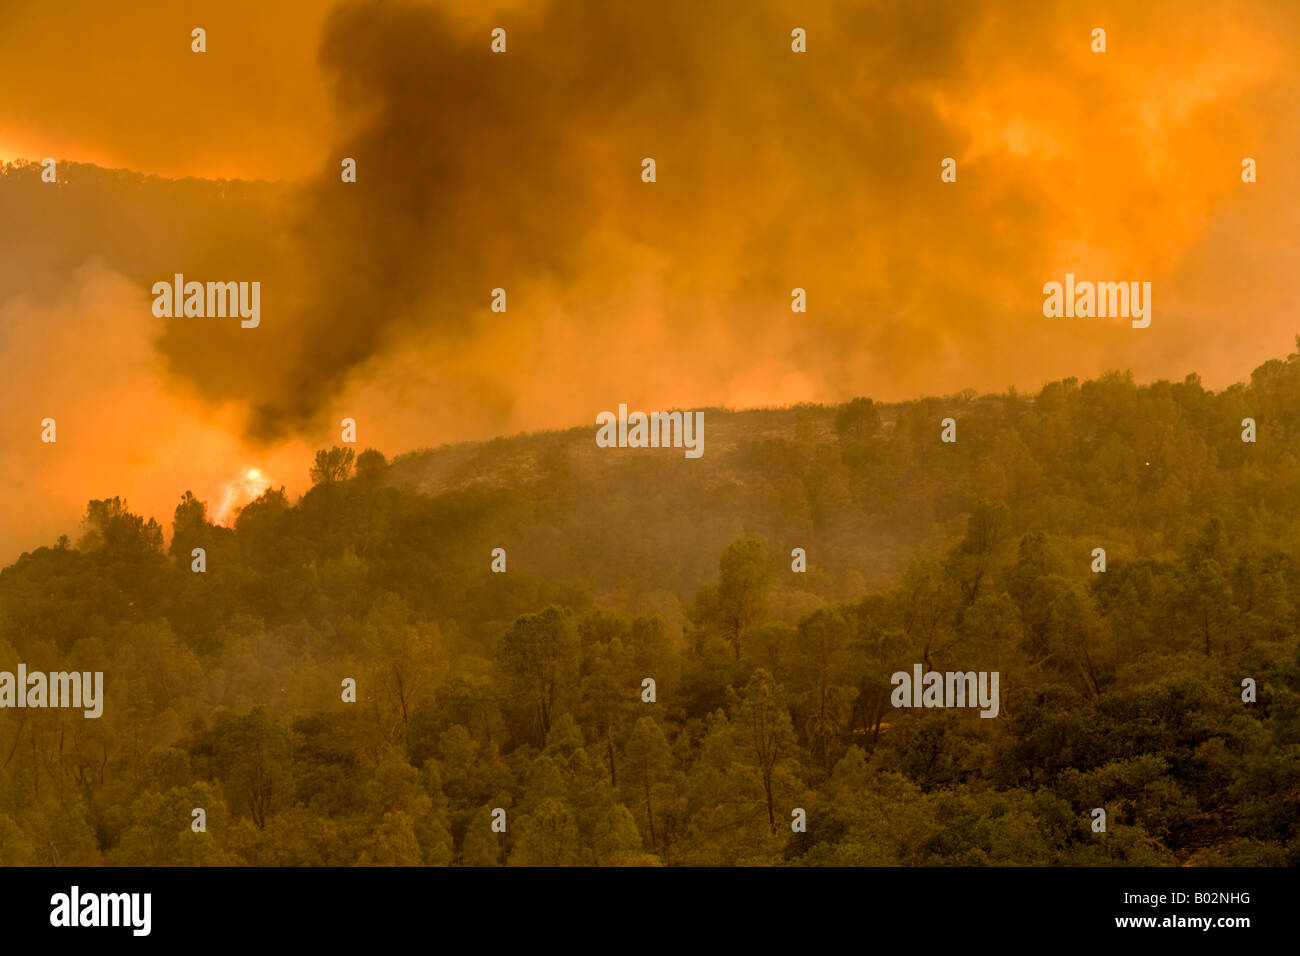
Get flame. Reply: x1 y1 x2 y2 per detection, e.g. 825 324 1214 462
212 466 272 527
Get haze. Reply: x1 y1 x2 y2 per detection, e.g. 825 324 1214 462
0 0 1296 561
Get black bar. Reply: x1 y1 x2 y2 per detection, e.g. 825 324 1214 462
2 865 1282 944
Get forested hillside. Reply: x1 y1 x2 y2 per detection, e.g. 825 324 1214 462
1 345 1299 865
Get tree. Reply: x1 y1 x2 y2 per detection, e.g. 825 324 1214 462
948 499 1012 609
354 448 388 484
507 798 583 866
363 593 439 739
190 708 292 831
170 490 213 559
793 608 856 776
498 606 581 745
622 717 675 853
310 446 356 485
715 539 771 659
733 670 798 835
834 397 881 442
78 497 164 558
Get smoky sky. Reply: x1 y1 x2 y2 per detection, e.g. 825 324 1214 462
21 0 1293 444
2 0 1298 559
165 0 1047 441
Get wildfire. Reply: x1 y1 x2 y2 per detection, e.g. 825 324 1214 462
212 466 272 526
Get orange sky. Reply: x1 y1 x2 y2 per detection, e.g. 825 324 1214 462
0 0 1297 560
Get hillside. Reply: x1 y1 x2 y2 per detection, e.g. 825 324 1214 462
0 348 1298 865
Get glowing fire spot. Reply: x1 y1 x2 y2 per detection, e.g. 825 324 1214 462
213 467 272 526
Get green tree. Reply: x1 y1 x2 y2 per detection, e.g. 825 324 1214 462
715 539 772 659
622 716 676 853
793 608 856 776
191 708 292 830
734 669 799 835
498 606 581 745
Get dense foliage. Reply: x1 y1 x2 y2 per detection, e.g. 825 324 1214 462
2 346 1300 865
